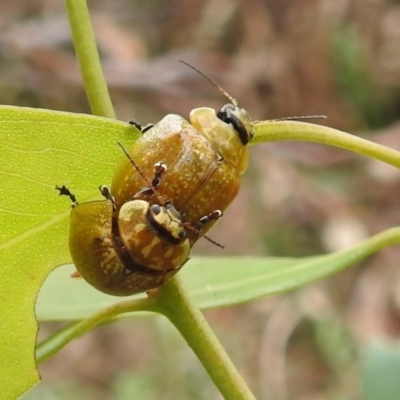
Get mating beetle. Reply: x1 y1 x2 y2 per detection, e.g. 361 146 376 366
57 184 190 296
111 69 254 244
59 64 254 294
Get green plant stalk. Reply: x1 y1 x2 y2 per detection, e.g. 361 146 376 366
156 276 257 400
65 0 115 118
36 297 156 363
37 276 256 399
253 120 400 169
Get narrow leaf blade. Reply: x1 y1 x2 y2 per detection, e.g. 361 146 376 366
37 227 400 320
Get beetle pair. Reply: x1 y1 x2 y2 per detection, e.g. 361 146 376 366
58 69 253 296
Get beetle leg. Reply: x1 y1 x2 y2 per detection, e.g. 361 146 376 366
194 209 223 230
188 210 224 248
118 143 167 203
128 120 142 130
141 124 155 133
56 185 78 207
151 162 168 188
128 120 154 134
99 185 117 211
187 209 224 246
133 162 168 199
70 270 81 278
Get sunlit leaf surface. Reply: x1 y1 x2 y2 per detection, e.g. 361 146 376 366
0 106 139 398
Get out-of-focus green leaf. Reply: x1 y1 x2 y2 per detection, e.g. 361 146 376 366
37 226 400 321
0 106 139 399
362 341 400 400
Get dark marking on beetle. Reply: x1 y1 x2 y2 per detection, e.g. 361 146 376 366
147 205 183 245
217 104 250 145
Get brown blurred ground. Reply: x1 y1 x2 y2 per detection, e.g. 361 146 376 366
7 0 400 399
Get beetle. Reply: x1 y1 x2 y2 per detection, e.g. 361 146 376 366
111 63 254 245
56 180 190 296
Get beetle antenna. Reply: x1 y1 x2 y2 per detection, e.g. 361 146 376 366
117 142 165 204
204 234 225 249
117 142 151 186
274 115 327 121
178 59 238 107
184 222 225 249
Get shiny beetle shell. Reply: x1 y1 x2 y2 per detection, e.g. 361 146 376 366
111 104 253 243
68 198 190 296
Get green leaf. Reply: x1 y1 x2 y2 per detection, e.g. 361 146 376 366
37 227 400 321
362 341 400 400
0 106 139 399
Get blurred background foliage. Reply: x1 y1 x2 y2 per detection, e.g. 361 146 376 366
6 0 400 398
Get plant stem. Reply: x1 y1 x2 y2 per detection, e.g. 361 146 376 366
65 0 115 118
36 297 157 363
155 276 256 400
37 274 257 399
253 120 400 169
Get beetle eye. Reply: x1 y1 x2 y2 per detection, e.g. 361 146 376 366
165 202 183 219
217 104 250 145
151 204 161 215
179 230 186 239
